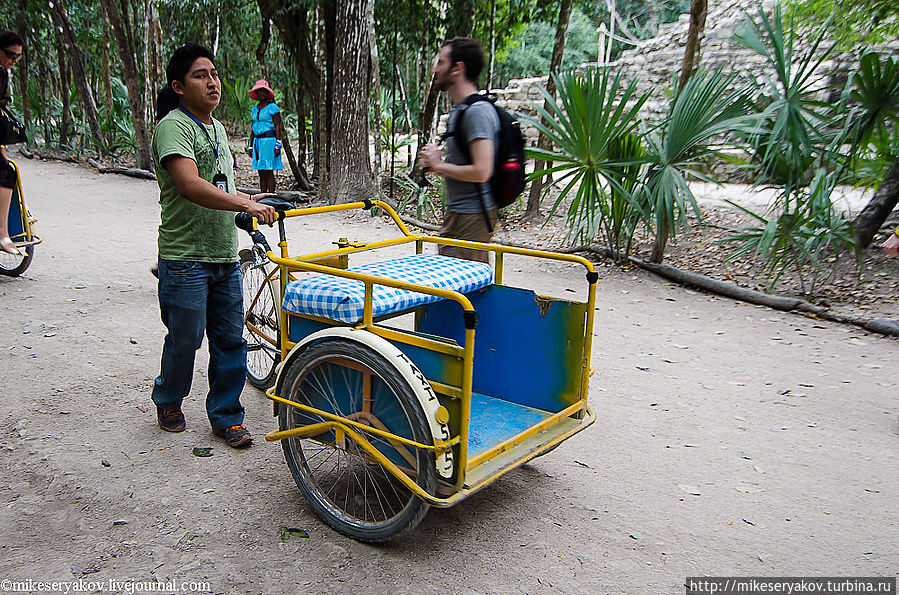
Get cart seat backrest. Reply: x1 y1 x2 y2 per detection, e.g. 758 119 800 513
281 253 493 323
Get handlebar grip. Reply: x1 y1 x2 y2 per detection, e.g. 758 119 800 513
234 212 272 253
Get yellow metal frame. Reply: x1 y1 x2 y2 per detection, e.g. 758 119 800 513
7 160 42 248
250 200 597 506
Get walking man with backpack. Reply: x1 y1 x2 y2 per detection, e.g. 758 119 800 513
419 37 501 263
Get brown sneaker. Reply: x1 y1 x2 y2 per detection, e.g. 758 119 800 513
157 407 185 432
213 424 253 448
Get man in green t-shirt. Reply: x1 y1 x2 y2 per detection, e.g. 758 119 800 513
151 43 276 448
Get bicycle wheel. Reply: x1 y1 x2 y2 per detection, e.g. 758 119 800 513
240 249 279 389
278 338 436 542
0 243 34 277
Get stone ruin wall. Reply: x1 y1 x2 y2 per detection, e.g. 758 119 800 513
490 0 899 167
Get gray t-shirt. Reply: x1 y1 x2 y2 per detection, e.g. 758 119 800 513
444 99 501 214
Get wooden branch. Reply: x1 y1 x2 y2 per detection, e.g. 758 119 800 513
87 157 156 180
235 186 313 203
557 244 899 338
28 148 79 163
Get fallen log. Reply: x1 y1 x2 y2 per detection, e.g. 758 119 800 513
26 147 79 163
555 244 898 338
87 158 157 180
235 186 313 204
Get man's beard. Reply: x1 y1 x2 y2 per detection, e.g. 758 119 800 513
433 74 449 91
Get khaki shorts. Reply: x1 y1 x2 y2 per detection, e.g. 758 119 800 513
438 209 498 263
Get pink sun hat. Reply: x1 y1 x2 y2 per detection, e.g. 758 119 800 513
249 79 274 99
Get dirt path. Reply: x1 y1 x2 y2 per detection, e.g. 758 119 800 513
1 158 896 594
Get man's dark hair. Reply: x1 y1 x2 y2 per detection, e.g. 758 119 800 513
165 42 215 85
0 31 25 50
156 43 215 120
441 37 484 84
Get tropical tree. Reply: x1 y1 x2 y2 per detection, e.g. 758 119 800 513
844 52 899 248
328 0 375 204
525 0 573 221
721 2 863 292
100 0 152 169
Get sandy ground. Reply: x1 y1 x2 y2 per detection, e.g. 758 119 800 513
0 157 897 594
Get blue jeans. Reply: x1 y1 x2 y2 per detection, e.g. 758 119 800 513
152 258 247 430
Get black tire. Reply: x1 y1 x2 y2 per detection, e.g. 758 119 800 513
278 338 436 543
240 249 279 389
0 243 34 277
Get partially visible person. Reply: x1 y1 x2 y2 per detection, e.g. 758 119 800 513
150 43 277 448
882 227 899 257
0 30 24 256
418 37 499 263
247 79 284 194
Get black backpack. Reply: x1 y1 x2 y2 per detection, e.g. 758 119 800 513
444 93 526 209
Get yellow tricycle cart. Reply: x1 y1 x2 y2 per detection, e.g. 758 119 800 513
1 159 41 276
237 199 597 542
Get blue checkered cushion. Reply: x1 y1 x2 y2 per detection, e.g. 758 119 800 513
282 254 494 323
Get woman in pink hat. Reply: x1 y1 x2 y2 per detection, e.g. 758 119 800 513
247 79 284 193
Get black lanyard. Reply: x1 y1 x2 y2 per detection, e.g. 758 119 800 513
178 106 221 172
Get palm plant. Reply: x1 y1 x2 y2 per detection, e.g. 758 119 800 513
525 68 649 248
220 78 255 124
720 2 870 291
605 133 646 258
640 69 755 262
721 168 858 292
392 172 441 222
734 1 837 206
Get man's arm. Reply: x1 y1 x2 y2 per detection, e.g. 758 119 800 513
165 156 277 224
418 138 494 183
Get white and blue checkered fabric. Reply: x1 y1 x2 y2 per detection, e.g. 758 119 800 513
282 253 494 323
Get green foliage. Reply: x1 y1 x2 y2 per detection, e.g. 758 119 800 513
785 0 899 50
220 78 255 124
528 67 753 261
838 51 899 178
525 68 649 247
722 2 877 293
392 173 441 222
640 69 755 259
734 1 837 204
721 168 859 293
604 133 646 256
494 8 599 85
380 116 413 157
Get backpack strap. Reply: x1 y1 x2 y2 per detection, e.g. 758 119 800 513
442 93 497 233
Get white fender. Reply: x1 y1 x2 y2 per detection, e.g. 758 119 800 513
278 327 454 479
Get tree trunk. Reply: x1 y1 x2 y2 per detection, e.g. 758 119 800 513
488 0 496 90
678 0 708 91
650 219 669 263
148 1 163 119
15 3 30 132
100 0 152 170
367 0 382 192
256 13 271 77
259 0 319 187
525 0 572 221
281 140 308 190
48 0 105 153
101 11 114 143
55 44 72 148
410 77 440 183
853 158 899 249
316 0 329 198
328 0 374 204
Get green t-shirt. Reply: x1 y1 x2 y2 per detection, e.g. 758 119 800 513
152 108 238 263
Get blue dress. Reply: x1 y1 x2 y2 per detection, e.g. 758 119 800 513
251 102 284 171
